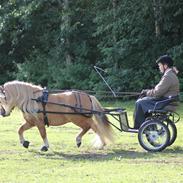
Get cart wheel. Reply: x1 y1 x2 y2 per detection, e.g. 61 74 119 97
165 119 177 146
138 119 170 152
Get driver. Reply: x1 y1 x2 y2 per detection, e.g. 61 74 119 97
133 55 180 129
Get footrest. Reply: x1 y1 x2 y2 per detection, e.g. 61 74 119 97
119 111 129 131
148 109 168 114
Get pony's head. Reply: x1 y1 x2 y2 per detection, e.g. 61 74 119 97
0 85 15 117
0 81 43 117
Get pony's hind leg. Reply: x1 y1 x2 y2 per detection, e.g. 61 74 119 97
90 119 105 149
18 122 34 148
76 127 90 147
37 123 49 151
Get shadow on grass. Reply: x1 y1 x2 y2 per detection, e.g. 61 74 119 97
28 145 183 162
55 150 153 161
163 146 183 154
29 148 162 161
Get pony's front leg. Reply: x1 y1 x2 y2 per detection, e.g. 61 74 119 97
37 123 49 152
18 122 34 149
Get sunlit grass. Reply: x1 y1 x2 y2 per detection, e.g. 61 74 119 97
0 101 183 183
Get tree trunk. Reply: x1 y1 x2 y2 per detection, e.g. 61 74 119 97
153 0 162 37
112 0 117 42
63 0 72 65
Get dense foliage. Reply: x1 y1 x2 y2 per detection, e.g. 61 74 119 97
0 0 183 93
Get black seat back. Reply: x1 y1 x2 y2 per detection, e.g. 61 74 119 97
154 96 179 111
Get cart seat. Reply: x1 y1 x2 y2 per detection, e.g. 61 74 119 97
148 95 179 114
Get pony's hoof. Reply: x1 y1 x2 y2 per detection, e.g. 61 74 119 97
23 141 30 148
41 146 48 152
77 142 81 148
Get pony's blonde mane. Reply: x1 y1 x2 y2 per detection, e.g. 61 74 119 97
4 80 43 114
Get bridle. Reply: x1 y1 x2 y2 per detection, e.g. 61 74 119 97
0 85 6 101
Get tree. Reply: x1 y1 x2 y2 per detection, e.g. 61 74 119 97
0 0 182 92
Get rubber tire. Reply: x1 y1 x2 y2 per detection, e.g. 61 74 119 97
165 119 177 146
146 117 177 147
138 119 170 152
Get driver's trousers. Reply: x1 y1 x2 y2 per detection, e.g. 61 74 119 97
133 97 164 129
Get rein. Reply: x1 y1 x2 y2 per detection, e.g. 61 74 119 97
33 89 141 98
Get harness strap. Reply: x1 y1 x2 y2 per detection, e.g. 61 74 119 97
37 87 49 127
74 92 82 113
73 91 93 117
74 92 79 111
78 92 82 112
88 94 93 111
34 90 94 125
42 102 49 127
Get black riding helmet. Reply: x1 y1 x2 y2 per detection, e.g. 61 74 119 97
156 55 174 67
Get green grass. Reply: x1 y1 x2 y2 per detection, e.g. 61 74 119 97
0 101 183 183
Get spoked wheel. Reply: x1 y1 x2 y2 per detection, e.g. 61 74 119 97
138 120 170 152
164 119 177 146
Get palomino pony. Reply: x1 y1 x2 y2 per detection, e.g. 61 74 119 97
0 81 113 151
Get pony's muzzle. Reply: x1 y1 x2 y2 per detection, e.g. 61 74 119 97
0 106 7 117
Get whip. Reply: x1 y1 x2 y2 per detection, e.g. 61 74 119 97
93 66 140 98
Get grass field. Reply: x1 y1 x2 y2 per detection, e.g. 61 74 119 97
0 101 183 183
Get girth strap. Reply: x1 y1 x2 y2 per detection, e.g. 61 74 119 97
36 87 49 127
42 102 49 127
42 88 49 127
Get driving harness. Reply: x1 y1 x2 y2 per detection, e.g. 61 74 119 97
34 88 93 127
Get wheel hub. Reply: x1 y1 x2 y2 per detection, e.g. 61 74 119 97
148 131 159 141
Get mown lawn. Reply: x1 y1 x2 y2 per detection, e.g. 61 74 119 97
0 101 183 183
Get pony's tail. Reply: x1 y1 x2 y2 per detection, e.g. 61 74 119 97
90 96 114 146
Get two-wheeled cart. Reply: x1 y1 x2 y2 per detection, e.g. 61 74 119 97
103 96 180 152
92 66 180 152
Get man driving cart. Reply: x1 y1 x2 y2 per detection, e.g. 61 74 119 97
134 55 180 129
